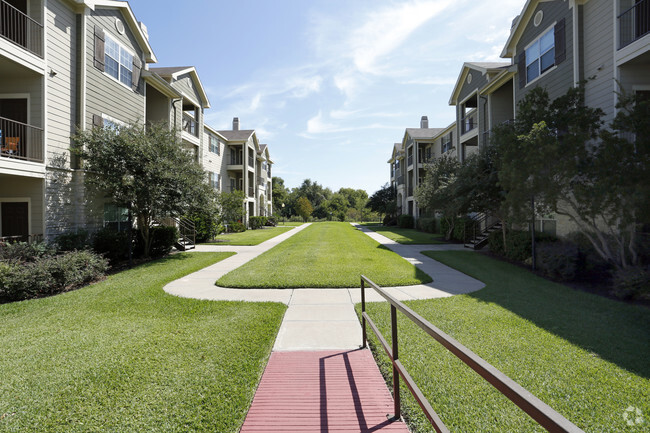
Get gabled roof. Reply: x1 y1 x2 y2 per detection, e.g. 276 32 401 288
141 70 181 98
449 61 510 105
204 123 227 141
217 129 256 142
404 128 446 141
149 66 210 109
75 0 157 63
500 0 581 58
388 142 403 163
258 144 267 153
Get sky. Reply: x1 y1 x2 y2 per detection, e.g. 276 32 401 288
132 0 525 195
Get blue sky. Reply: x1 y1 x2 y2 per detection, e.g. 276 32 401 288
132 0 525 195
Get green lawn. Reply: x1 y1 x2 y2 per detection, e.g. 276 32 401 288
0 253 286 433
205 225 295 246
359 251 649 433
217 222 432 288
364 225 445 244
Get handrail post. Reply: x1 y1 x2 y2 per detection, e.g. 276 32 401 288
361 277 367 348
391 304 400 420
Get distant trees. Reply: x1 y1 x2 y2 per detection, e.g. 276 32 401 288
295 197 313 222
366 183 397 222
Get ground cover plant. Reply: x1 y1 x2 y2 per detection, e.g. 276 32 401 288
0 252 286 433
363 225 445 245
217 222 432 288
359 251 649 433
205 225 295 246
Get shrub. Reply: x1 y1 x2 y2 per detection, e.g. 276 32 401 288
398 214 414 229
611 266 650 300
228 222 246 233
383 215 397 226
417 217 436 233
0 241 54 262
189 211 220 243
54 230 89 252
289 215 304 223
93 228 131 263
249 216 268 230
147 226 178 257
488 230 556 263
537 241 579 281
0 250 108 303
265 216 277 226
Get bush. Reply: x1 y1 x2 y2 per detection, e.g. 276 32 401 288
145 226 178 257
54 230 89 252
383 215 397 226
417 217 436 233
439 217 473 242
228 222 246 233
92 228 131 263
488 230 556 263
265 216 277 226
249 216 268 230
0 241 54 262
398 214 414 229
611 266 650 300
189 211 220 243
537 241 579 281
0 250 108 303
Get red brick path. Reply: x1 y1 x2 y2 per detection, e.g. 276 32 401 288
240 349 410 432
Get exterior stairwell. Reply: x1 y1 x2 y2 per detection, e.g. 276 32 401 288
464 213 502 250
174 216 196 251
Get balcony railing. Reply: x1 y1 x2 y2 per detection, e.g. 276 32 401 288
182 113 198 137
248 186 254 197
230 153 242 165
0 0 43 57
407 153 413 166
0 116 44 163
619 0 650 49
257 176 265 187
407 186 413 197
461 112 477 135
248 154 254 168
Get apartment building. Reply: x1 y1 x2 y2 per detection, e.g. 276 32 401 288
0 0 272 242
389 0 649 235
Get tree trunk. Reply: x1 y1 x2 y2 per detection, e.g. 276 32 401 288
138 215 151 258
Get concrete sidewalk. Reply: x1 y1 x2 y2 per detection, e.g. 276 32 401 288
162 223 485 351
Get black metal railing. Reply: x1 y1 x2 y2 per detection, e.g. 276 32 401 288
0 0 43 57
248 154 254 167
396 175 404 185
407 153 413 166
248 186 254 197
619 0 650 49
360 275 585 433
182 113 198 137
0 116 44 163
461 112 477 135
257 176 265 187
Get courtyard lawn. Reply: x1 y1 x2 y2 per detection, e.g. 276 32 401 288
364 225 445 244
359 251 650 433
205 225 295 246
0 253 286 433
217 222 432 288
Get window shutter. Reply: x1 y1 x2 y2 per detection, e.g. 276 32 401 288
517 52 526 88
92 114 104 128
132 55 142 91
93 26 105 71
554 18 566 65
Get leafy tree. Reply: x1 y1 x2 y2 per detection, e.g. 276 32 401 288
414 155 461 240
271 176 289 216
74 122 210 257
322 193 349 221
366 183 397 221
218 190 246 225
295 196 313 222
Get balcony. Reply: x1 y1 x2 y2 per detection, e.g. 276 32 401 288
461 112 477 135
248 186 254 197
257 176 265 187
248 154 254 168
407 153 413 166
182 113 198 137
0 116 43 163
396 175 404 186
0 0 43 58
619 0 650 49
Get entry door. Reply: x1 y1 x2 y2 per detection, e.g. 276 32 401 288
1 202 29 240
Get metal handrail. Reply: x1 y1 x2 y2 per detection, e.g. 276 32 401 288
0 115 44 163
0 0 43 57
360 275 584 433
618 0 650 49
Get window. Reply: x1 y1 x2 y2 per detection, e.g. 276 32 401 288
526 28 555 83
209 134 220 155
209 172 220 190
105 34 133 88
103 203 129 231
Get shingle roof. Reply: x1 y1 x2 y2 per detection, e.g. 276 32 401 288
258 144 267 153
217 129 255 141
405 128 445 140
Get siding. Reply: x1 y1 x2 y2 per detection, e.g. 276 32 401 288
515 1 575 104
0 175 44 236
85 8 145 126
582 0 616 123
145 85 171 125
490 81 514 125
458 69 488 102
0 75 42 127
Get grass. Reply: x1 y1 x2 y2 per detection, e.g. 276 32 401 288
205 225 295 246
363 225 445 244
0 252 287 433
217 222 432 288
358 251 650 433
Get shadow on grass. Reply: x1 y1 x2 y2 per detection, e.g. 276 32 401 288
425 251 650 379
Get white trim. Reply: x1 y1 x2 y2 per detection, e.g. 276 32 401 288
103 32 136 91
81 8 88 131
0 197 32 236
101 113 126 127
572 3 579 86
524 65 558 88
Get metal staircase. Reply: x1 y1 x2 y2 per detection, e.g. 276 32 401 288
464 213 502 250
174 216 196 251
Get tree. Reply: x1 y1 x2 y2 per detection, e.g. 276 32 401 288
495 84 648 270
295 196 313 222
218 190 246 225
366 183 396 222
272 176 289 216
74 122 210 257
414 155 461 240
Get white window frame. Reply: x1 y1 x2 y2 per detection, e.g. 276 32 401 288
104 33 135 90
524 23 557 86
101 113 126 129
